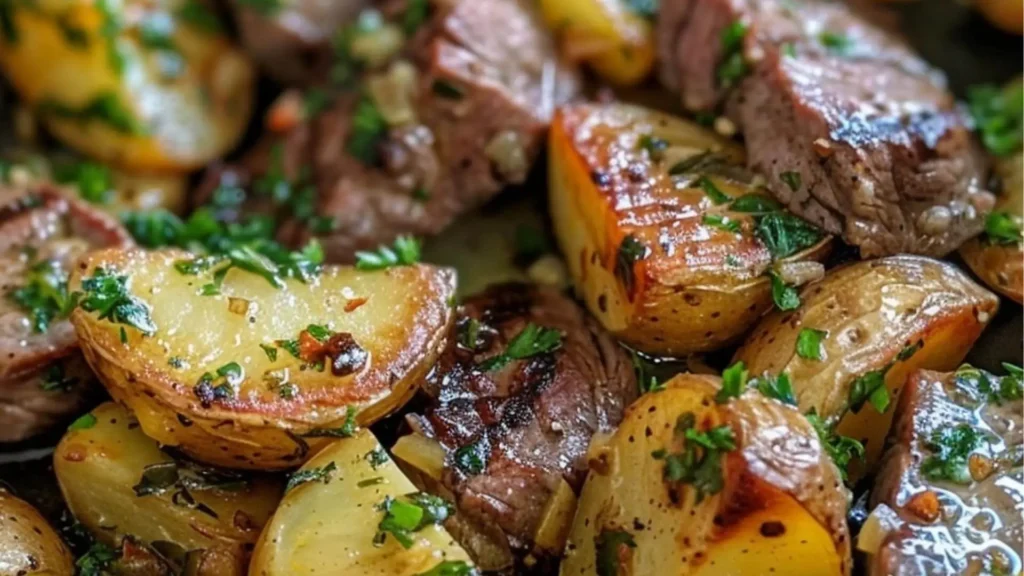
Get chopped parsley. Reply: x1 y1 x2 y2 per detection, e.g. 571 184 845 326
9 260 79 333
819 31 853 55
375 493 454 549
37 92 144 135
75 543 118 576
653 412 734 503
453 438 487 476
769 272 800 311
348 94 388 165
983 211 1022 245
237 0 282 15
177 0 223 33
779 170 802 192
957 364 1023 406
303 406 359 438
479 323 562 371
403 0 430 35
717 21 749 87
41 362 78 393
702 213 742 234
755 212 823 260
366 447 389 469
698 176 731 205
69 413 97 431
355 236 421 270
752 372 797 406
716 361 748 403
415 560 479 576
432 79 464 100
639 134 669 161
848 369 889 414
805 410 864 481
53 160 114 204
967 80 1023 156
615 234 647 296
920 424 986 484
730 193 782 214
595 528 636 576
285 461 338 493
796 328 826 361
631 349 665 395
78 268 157 336
260 343 278 362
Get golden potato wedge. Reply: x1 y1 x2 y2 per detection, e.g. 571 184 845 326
251 429 475 576
960 150 1023 303
549 103 830 355
0 490 74 575
0 0 255 171
561 373 851 576
734 255 999 479
69 248 456 469
53 402 281 573
539 0 656 86
975 0 1023 34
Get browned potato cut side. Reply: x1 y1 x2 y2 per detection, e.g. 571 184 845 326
70 248 455 469
561 374 850 576
54 402 281 573
0 490 74 575
549 103 830 355
735 255 998 479
960 150 1023 303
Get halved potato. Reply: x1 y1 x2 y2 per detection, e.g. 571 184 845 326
549 103 830 355
960 150 1023 303
53 402 282 574
734 255 999 479
69 248 456 469
561 373 851 576
539 0 656 86
0 0 255 171
0 490 74 575
251 429 475 575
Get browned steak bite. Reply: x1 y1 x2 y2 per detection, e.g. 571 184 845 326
865 367 1022 575
657 0 994 257
207 0 580 262
407 283 637 571
0 184 131 442
231 0 371 86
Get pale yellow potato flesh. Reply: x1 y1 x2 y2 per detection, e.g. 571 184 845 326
251 429 474 576
53 402 281 572
0 0 256 171
70 248 456 469
0 490 74 576
735 255 999 480
561 374 851 576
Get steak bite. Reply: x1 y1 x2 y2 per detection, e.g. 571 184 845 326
863 367 1023 575
0 184 131 441
657 0 994 257
208 0 580 262
407 283 637 571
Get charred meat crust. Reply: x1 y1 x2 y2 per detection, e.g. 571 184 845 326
410 283 637 562
657 0 994 257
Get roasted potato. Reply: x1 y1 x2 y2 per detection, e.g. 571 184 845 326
975 0 1023 34
561 373 851 576
549 103 831 355
251 429 475 576
960 150 1023 303
0 0 255 171
53 402 281 574
539 0 656 86
734 255 999 479
69 248 456 469
0 490 74 575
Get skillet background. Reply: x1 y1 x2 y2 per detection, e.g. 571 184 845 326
0 0 1021 569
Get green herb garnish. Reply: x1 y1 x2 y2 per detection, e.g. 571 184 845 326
41 362 78 393
303 406 359 438
78 268 157 336
756 212 823 259
595 529 636 576
69 413 97 431
285 461 338 493
752 372 797 406
920 424 986 484
76 543 118 576
796 328 826 361
779 170 802 192
415 560 479 576
967 80 1023 156
698 176 731 205
355 236 421 270
38 92 143 135
717 21 749 87
730 194 782 214
348 94 388 164
848 369 889 414
703 213 742 233
479 323 562 372
769 272 800 311
983 211 1023 245
805 410 864 481
716 361 748 403
9 260 79 333
615 234 647 296
375 493 454 549
653 412 733 503
819 31 853 55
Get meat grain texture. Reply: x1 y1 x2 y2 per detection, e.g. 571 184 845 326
408 283 637 571
657 0 995 257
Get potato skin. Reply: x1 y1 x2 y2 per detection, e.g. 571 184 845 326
549 103 830 355
70 248 456 469
561 374 851 576
0 0 255 171
53 402 281 573
251 429 474 576
960 151 1023 303
975 0 1024 34
734 255 998 479
0 490 74 576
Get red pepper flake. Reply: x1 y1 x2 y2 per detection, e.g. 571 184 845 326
344 297 369 313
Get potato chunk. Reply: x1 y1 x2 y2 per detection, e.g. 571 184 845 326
960 150 1023 303
549 103 830 355
54 402 281 574
734 255 998 479
69 248 455 469
0 490 74 575
561 374 851 576
0 0 255 171
251 429 475 576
